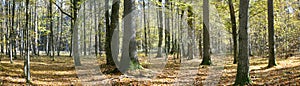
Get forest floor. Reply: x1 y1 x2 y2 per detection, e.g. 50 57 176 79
0 53 299 86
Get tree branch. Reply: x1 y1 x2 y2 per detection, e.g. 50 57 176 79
52 1 74 20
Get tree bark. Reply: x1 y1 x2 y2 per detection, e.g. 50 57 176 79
83 2 87 55
234 0 251 85
105 0 113 65
143 0 148 56
119 0 140 72
201 0 211 65
267 0 277 67
9 0 16 63
228 0 238 64
34 0 39 56
25 0 31 84
187 6 194 60
72 0 81 66
94 0 98 56
49 0 55 61
157 0 164 57
0 1 3 54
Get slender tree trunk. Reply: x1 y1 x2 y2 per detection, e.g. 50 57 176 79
83 2 87 55
228 0 238 64
9 0 16 63
57 1 63 56
5 1 9 56
143 0 148 56
98 3 102 56
0 1 3 54
157 0 164 57
234 0 251 85
49 0 55 61
94 0 98 56
34 0 38 56
105 0 113 65
268 0 277 67
201 0 211 65
165 0 170 56
187 6 194 60
0 7 2 55
25 0 31 84
72 0 81 66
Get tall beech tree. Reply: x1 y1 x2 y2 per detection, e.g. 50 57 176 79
267 0 277 67
201 0 211 65
234 0 251 85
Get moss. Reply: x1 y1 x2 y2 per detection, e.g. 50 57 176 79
129 61 144 70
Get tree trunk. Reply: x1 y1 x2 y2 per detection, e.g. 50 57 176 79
119 0 141 72
10 0 16 63
5 1 10 55
143 0 148 56
201 0 211 65
234 0 251 85
83 2 87 55
0 1 3 54
72 0 81 66
157 0 164 57
105 0 120 66
34 0 38 56
25 0 31 84
267 0 277 67
165 0 170 56
0 2 4 53
187 6 194 60
49 0 55 61
94 0 98 56
228 0 238 64
105 0 113 65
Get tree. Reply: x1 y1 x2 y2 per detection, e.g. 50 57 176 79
94 0 98 56
9 0 16 63
143 0 148 56
33 0 39 56
105 0 120 66
267 0 277 67
105 0 112 65
156 0 164 57
234 0 251 85
72 0 81 66
49 0 55 61
165 0 171 56
83 2 87 55
228 0 238 64
25 0 31 84
119 0 141 72
187 5 195 60
201 0 211 65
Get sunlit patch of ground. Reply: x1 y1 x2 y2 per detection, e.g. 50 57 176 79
0 54 299 85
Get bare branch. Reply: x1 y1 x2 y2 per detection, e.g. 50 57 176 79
52 1 74 20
